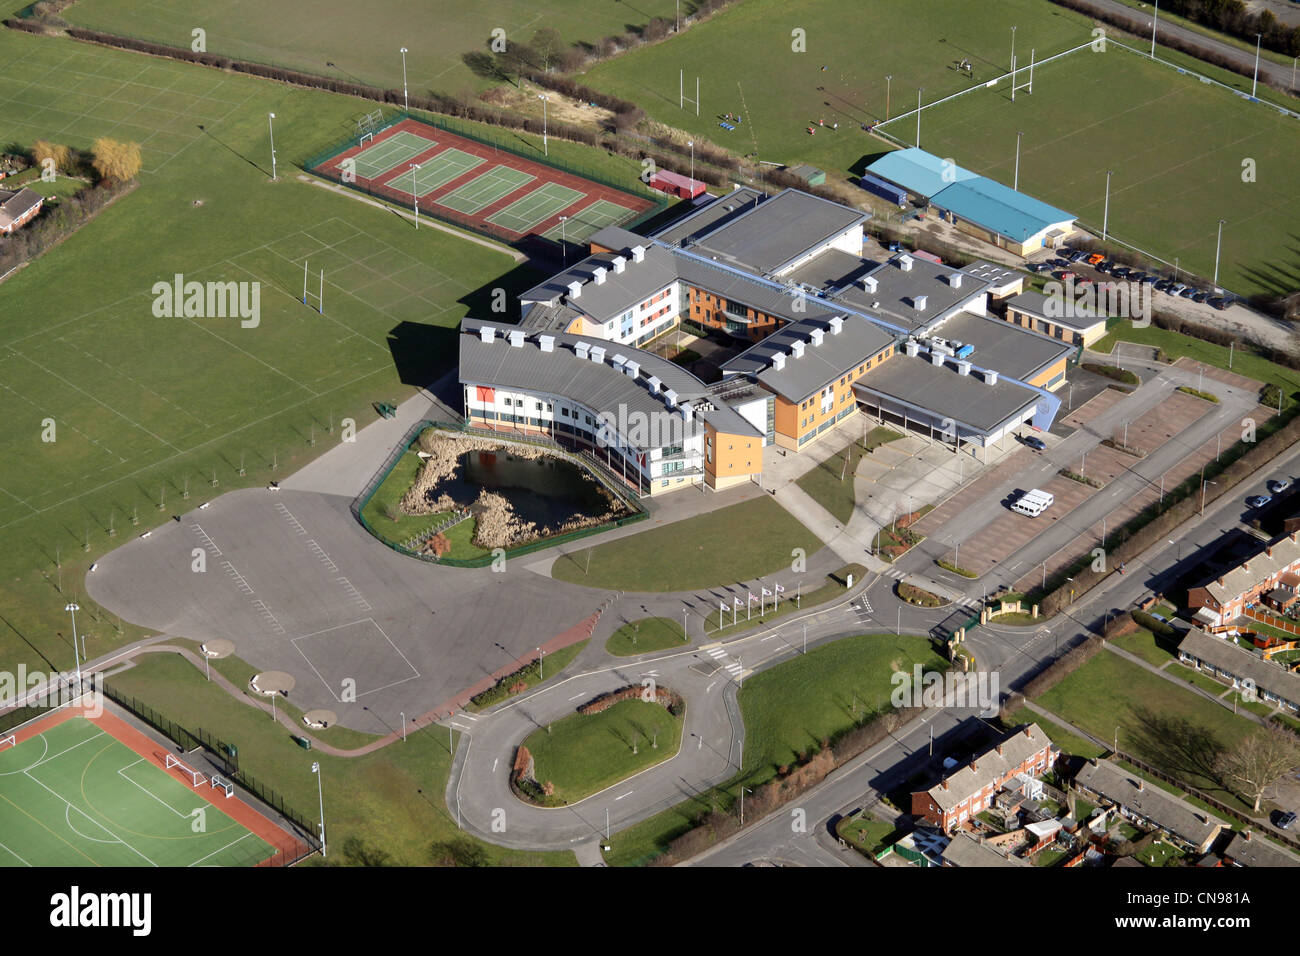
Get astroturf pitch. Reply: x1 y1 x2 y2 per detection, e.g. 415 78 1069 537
486 182 585 234
0 717 273 867
435 166 535 215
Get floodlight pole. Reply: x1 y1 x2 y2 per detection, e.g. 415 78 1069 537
559 216 568 265
410 163 421 229
688 140 694 184
1014 131 1023 191
1150 0 1159 58
1213 218 1226 286
401 711 406 742
1102 170 1113 241
539 94 549 156
400 47 409 110
1252 34 1262 99
65 602 81 685
268 112 277 181
885 75 892 120
311 762 327 857
915 88 923 147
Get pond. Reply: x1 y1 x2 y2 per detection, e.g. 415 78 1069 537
436 449 617 532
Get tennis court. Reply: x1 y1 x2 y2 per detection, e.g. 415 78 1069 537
487 182 585 234
436 166 535 215
382 147 484 198
542 199 640 244
0 710 286 867
351 130 438 180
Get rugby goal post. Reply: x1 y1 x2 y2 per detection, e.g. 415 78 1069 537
165 753 207 788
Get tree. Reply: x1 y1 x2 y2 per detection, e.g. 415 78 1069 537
31 140 72 174
428 532 451 558
1213 722 1300 812
529 28 566 72
90 138 142 184
429 836 488 867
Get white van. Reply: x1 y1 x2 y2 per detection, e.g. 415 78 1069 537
1011 489 1055 517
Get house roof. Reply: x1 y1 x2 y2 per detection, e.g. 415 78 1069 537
866 147 978 200
923 724 1050 811
1198 532 1300 606
941 833 1024 867
1177 628 1300 707
1223 831 1300 867
854 354 1043 434
932 176 1076 243
1073 759 1226 847
1005 290 1107 332
0 186 43 230
518 244 679 325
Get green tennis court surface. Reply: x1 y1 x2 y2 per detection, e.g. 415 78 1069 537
542 199 638 244
384 147 484 197
436 166 535 214
0 717 274 867
487 182 585 233
351 130 438 179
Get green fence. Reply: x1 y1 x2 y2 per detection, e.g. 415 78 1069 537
351 420 647 568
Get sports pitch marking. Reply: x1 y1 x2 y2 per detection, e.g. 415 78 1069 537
435 166 535 214
487 182 586 234
351 130 438 179
382 147 485 197
542 199 637 243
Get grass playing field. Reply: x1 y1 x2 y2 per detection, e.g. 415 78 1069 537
63 0 682 92
584 0 1096 179
0 27 519 676
0 714 276 867
905 41 1300 298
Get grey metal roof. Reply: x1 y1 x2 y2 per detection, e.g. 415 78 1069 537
518 300 582 333
588 224 647 253
783 247 877 293
934 312 1072 383
964 259 1025 292
651 186 765 246
1006 290 1105 332
854 354 1040 433
1223 831 1300 867
722 314 895 403
518 245 679 324
670 188 867 276
673 251 836 326
925 724 1050 811
459 320 758 442
1178 628 1300 707
845 253 992 333
1073 760 1226 848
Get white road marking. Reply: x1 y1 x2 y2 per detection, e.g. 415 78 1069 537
614 790 634 801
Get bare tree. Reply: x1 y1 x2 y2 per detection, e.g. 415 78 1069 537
1214 722 1300 813
529 28 566 72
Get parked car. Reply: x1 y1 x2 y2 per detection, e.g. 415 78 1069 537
1169 283 1187 296
1023 436 1047 451
1209 296 1230 311
1050 257 1071 269
1268 478 1291 493
1068 249 1089 262
1138 273 1158 285
1179 287 1197 299
1085 253 1105 266
1155 279 1175 292
1112 266 1132 279
1193 291 1212 303
1278 811 1297 831
1246 495 1272 508
1028 262 1052 273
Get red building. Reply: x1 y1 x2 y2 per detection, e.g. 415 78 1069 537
649 169 706 201
912 724 1054 833
0 187 43 235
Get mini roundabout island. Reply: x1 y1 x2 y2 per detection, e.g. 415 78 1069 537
510 685 686 807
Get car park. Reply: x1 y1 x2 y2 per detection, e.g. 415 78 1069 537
1268 478 1291 493
1246 495 1272 508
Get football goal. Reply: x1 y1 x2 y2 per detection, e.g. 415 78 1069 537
0 734 14 750
210 775 235 799
165 753 207 787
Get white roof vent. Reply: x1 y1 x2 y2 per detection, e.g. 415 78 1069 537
772 353 787 371
898 254 914 272
929 350 945 367
947 272 963 288
592 266 608 285
590 345 606 364
623 359 640 378
912 294 928 311
809 328 825 347
631 245 647 263
985 369 999 385
611 353 627 370
862 275 879 293
508 330 525 348
538 334 555 353
791 341 805 360
567 280 582 299
679 402 693 421
904 340 920 357
646 375 663 394
611 255 627 274
663 388 678 407
575 341 590 360
829 316 844 335
478 326 496 343
957 360 972 376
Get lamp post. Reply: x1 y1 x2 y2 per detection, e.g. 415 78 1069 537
1013 131 1023 191
1213 219 1226 287
400 47 409 110
1201 478 1216 516
885 74 892 120
688 140 694 184
268 112 277 181
409 163 421 228
1252 34 1262 99
1169 538 1180 562
539 94 549 156
915 87 923 147
740 786 752 825
401 711 406 742
538 646 544 680
1151 0 1159 58
65 601 81 684
559 215 568 265
1102 169 1113 241
311 761 327 857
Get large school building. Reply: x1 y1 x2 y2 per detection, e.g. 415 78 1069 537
459 186 1076 494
